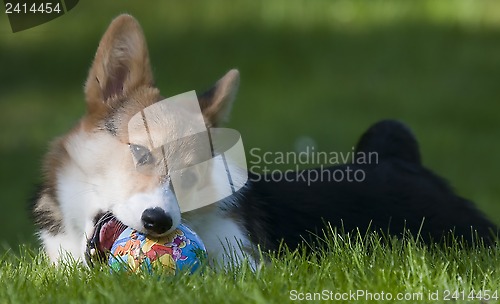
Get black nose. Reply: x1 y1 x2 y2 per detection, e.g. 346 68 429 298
141 207 173 234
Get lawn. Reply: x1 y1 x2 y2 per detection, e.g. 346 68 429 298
1 0 500 302
1 233 499 303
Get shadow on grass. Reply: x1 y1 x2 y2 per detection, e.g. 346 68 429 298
1 22 500 250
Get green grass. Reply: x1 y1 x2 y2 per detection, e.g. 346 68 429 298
1 231 499 303
2 0 500 249
1 1 500 302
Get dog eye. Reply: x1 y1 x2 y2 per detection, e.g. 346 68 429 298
129 144 154 166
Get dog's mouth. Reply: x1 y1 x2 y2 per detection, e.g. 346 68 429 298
86 212 127 264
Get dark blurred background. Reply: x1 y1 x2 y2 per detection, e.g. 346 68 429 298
1 0 500 250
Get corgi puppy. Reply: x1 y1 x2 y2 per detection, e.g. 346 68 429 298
33 14 497 267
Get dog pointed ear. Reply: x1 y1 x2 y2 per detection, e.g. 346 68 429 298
85 14 153 114
198 69 240 127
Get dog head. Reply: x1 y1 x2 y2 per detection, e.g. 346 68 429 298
79 14 239 237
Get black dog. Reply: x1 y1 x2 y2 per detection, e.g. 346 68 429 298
235 120 498 251
33 15 496 266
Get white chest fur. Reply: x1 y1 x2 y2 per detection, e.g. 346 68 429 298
182 205 255 269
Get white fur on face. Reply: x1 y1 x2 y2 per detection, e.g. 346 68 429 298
112 186 181 236
57 130 182 247
57 131 114 249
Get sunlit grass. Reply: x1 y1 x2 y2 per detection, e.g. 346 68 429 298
1 0 499 261
1 231 499 303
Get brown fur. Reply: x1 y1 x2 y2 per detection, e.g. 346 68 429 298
34 14 241 264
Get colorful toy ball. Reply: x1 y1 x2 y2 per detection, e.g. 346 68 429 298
108 224 206 275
